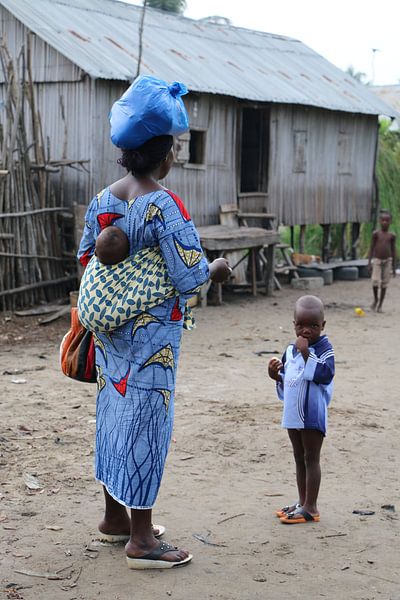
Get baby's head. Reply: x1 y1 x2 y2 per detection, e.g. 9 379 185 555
293 295 325 344
95 226 129 265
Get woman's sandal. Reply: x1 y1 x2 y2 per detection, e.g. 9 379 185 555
275 503 301 518
126 541 193 570
98 524 166 543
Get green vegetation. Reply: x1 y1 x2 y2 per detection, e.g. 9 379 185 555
145 0 186 13
346 65 371 86
367 121 400 257
280 121 400 261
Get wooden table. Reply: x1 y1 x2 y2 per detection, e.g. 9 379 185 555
197 225 280 304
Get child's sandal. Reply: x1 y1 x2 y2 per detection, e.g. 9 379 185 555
275 502 301 518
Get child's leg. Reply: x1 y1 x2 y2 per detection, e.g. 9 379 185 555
126 508 190 563
378 260 390 312
300 429 324 515
371 259 380 310
371 285 379 310
287 429 306 506
98 485 131 535
377 287 386 312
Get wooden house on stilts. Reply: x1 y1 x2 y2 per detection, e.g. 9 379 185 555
0 0 396 306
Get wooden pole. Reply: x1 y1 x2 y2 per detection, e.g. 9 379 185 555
0 40 81 311
340 223 347 260
299 224 306 254
0 275 77 298
351 222 360 260
136 0 148 78
321 224 331 263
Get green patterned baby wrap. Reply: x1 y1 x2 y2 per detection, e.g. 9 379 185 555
78 246 194 333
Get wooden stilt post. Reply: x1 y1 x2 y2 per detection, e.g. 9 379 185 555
351 222 360 260
264 244 275 296
340 223 347 260
321 224 331 263
299 224 306 254
290 226 295 250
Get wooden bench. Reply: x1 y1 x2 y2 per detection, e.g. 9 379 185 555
297 259 368 271
273 243 299 289
197 224 279 305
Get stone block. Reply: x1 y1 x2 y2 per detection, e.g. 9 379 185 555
291 277 324 290
322 269 334 285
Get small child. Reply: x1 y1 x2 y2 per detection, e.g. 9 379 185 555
95 225 129 265
268 295 335 524
368 210 396 312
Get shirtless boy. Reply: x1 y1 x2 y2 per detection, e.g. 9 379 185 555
368 211 396 312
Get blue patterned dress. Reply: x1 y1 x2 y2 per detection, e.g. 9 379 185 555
77 187 209 509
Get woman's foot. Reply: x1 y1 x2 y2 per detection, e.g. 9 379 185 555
98 513 131 538
125 538 191 568
98 518 165 541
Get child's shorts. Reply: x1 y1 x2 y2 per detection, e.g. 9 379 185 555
371 257 392 288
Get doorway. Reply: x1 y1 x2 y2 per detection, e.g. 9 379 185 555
239 107 270 193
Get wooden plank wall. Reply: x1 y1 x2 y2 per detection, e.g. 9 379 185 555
164 94 237 226
90 89 237 227
0 6 91 204
0 4 380 229
268 105 378 226
0 6 82 82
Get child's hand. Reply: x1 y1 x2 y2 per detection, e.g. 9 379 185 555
268 357 283 382
295 336 309 360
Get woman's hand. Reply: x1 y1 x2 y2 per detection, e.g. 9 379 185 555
209 258 232 283
268 357 283 382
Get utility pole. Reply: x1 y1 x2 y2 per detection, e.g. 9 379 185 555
371 48 379 84
136 0 148 79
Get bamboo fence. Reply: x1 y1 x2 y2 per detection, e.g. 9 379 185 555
0 40 88 311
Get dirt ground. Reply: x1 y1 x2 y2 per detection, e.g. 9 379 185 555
0 276 399 600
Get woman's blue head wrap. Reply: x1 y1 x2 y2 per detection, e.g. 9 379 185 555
109 75 189 149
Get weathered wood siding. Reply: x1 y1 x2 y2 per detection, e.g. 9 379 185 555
0 4 379 227
0 6 91 203
164 94 237 225
74 87 237 225
91 79 128 197
0 6 82 82
268 105 378 225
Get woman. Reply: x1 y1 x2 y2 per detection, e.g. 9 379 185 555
77 78 230 569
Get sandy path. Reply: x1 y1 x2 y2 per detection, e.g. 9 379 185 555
0 277 399 600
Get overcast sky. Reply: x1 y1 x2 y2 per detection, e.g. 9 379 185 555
129 0 400 86
184 0 399 86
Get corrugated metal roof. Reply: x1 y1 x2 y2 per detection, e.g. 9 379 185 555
371 85 400 112
0 0 397 117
